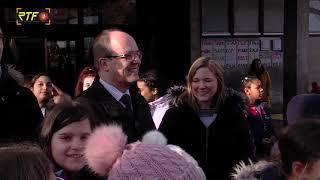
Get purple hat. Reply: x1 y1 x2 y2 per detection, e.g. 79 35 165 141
85 125 206 180
286 94 320 125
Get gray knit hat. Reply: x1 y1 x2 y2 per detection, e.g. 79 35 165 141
286 94 320 125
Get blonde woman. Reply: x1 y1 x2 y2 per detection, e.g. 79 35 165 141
159 57 254 180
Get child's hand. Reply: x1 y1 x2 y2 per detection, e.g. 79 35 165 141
52 84 72 104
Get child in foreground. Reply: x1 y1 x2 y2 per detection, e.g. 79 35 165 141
85 124 206 180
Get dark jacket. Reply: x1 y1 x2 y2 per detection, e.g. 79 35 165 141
231 160 285 180
77 80 155 143
0 65 43 143
159 88 254 180
247 103 275 158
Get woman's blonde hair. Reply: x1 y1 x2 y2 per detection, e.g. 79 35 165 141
183 56 225 111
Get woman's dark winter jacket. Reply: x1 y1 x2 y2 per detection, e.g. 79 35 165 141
159 88 254 180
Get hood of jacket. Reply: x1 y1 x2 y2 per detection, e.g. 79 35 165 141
222 88 248 114
174 87 247 114
231 160 284 180
149 94 170 108
166 85 186 107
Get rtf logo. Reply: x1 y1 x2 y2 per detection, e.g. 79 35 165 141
16 8 51 25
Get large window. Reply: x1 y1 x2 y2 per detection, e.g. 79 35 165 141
3 8 15 24
264 0 284 33
309 0 320 33
202 0 229 35
201 0 286 35
101 0 137 25
83 7 99 25
51 8 78 24
234 0 259 33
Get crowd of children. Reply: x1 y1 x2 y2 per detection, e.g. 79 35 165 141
1 26 320 180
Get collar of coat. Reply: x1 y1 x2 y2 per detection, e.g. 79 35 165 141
231 159 276 180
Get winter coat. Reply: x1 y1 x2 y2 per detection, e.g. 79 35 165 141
260 71 271 106
149 94 170 129
76 80 155 143
150 85 186 129
231 160 285 180
0 65 43 142
159 88 254 180
247 103 275 158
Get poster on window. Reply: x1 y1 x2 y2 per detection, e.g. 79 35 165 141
248 40 260 63
272 51 282 67
201 39 213 58
225 40 237 69
212 40 225 66
259 51 272 66
237 40 249 66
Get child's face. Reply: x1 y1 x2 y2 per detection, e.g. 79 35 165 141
51 119 91 172
82 76 95 91
137 80 157 102
32 76 53 103
245 80 263 102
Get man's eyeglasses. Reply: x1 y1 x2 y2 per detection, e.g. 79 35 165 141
104 51 142 62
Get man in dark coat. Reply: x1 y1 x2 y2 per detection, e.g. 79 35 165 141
0 27 43 142
77 29 155 143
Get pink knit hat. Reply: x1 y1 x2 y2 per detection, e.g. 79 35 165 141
85 125 206 180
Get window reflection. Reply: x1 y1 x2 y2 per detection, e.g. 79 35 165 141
101 0 136 25
310 0 320 32
47 40 77 94
84 37 94 64
202 0 229 34
51 8 78 24
234 0 259 33
4 8 16 24
264 0 284 33
83 7 99 25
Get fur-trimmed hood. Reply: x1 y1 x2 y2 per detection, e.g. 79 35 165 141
166 85 186 108
222 88 248 114
173 87 247 114
231 160 284 180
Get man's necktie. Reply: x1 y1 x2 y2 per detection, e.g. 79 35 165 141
120 94 132 111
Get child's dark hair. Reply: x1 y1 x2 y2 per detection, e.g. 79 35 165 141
278 120 320 175
0 143 53 180
241 76 260 92
74 66 98 97
40 101 99 169
30 73 51 88
139 71 158 90
139 70 166 96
